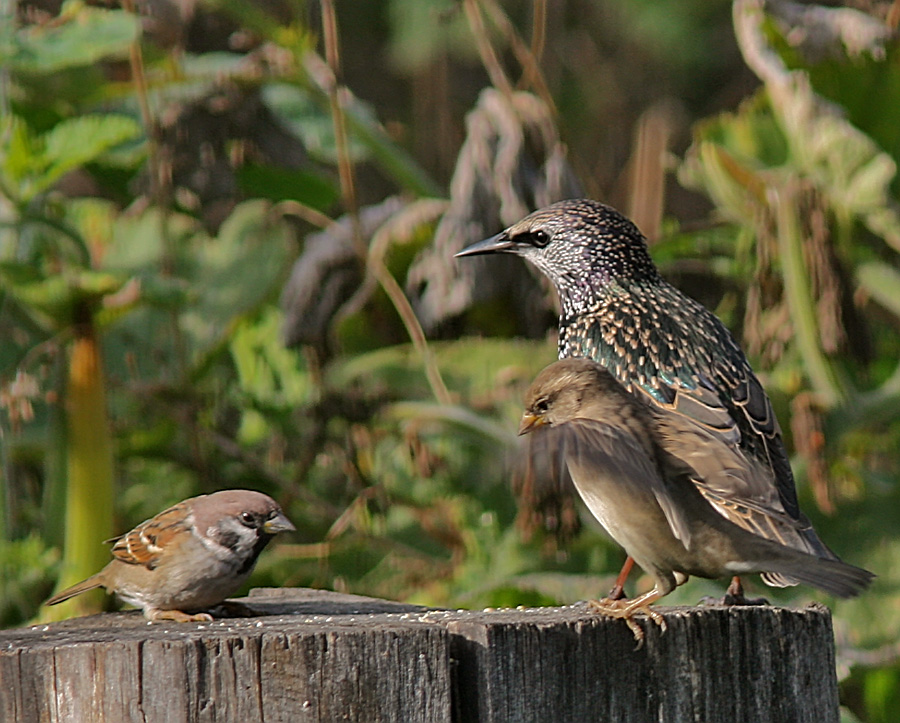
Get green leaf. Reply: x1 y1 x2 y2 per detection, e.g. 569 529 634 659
263 83 369 164
1 114 142 202
39 115 142 194
857 262 900 319
182 200 294 364
387 0 475 72
235 163 338 210
0 262 126 329
8 1 140 74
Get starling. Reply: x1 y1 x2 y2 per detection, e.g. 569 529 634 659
456 198 843 600
519 358 873 643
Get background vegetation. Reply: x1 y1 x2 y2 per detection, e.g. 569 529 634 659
1 0 898 720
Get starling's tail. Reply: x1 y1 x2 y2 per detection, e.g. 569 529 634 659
45 574 104 606
760 554 874 598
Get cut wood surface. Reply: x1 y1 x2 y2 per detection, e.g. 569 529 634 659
0 588 840 722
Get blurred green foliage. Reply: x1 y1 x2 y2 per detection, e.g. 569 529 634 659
0 0 898 718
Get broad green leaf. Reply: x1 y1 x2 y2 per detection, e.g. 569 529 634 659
182 200 294 363
9 1 139 74
235 163 338 210
387 0 475 72
104 208 202 272
857 262 900 319
39 115 142 194
0 117 36 197
0 262 126 328
2 114 141 202
263 83 370 164
229 308 313 443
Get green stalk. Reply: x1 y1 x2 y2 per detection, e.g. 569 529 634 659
41 319 115 620
774 185 846 407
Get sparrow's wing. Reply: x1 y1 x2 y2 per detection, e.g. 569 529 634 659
107 500 193 570
538 418 695 549
514 428 581 541
652 406 839 586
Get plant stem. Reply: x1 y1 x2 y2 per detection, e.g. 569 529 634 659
43 317 115 620
773 184 845 407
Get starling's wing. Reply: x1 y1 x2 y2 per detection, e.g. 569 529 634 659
538 418 695 549
107 500 192 570
574 282 802 523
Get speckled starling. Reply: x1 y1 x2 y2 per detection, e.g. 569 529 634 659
456 198 849 599
519 358 873 642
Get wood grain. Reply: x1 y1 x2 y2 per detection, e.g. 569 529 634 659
0 589 839 722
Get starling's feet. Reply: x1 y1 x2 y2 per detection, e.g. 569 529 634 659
606 557 635 601
147 608 214 623
209 600 259 618
588 589 664 648
720 576 768 606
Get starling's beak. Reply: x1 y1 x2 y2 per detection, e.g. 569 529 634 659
455 231 515 257
263 511 296 535
518 412 546 436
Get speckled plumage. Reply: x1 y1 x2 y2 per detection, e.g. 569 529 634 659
457 198 840 586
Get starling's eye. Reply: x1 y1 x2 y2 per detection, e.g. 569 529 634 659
240 512 256 527
530 230 551 248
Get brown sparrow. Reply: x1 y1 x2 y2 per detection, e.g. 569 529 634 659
520 359 874 642
46 489 295 622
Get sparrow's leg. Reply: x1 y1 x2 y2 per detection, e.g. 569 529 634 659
146 608 214 623
606 556 635 600
589 588 665 648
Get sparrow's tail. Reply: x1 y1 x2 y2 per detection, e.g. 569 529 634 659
45 574 105 606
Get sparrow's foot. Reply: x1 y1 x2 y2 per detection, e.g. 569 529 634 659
588 589 664 648
147 608 214 623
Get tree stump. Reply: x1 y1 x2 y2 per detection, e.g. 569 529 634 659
0 588 840 722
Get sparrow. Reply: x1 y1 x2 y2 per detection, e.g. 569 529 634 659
457 199 835 602
519 359 874 643
46 489 295 622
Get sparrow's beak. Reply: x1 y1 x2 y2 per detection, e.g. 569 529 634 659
455 231 515 258
263 511 296 535
518 412 546 436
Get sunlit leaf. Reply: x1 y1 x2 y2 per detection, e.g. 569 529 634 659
9 2 140 74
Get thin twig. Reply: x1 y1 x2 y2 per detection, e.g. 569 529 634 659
271 200 334 229
320 0 365 259
463 0 513 95
481 0 556 114
530 0 547 64
318 3 452 405
120 0 160 205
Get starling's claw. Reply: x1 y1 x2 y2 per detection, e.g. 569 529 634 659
606 556 635 600
605 584 628 602
720 576 769 606
588 590 665 649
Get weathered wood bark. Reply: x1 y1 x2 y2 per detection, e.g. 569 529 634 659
0 588 840 723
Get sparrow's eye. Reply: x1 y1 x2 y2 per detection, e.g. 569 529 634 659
240 511 256 527
534 397 550 414
530 230 551 248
